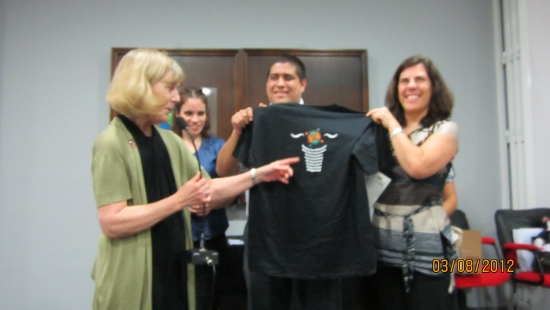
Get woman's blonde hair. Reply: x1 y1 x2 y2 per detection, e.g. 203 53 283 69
107 48 184 118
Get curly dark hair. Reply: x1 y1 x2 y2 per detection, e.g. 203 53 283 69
170 87 211 138
385 55 454 128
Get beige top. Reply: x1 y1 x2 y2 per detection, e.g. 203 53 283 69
373 120 458 278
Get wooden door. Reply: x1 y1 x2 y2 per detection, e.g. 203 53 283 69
110 48 368 139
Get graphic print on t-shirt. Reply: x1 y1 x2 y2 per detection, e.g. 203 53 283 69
233 104 393 278
290 128 339 173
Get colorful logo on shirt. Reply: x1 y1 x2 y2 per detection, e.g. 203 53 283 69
305 128 324 146
290 128 338 173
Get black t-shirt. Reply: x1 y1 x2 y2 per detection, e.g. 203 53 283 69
234 104 392 278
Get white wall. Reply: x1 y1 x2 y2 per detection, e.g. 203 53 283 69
526 0 550 208
0 0 500 308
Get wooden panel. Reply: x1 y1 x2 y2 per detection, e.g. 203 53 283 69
242 49 368 111
109 48 369 139
170 53 240 140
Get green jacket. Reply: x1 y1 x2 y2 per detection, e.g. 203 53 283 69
91 117 204 310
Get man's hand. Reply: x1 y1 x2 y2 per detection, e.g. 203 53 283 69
217 103 269 177
231 103 268 135
231 108 254 136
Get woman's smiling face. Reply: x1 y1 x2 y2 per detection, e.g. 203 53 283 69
179 97 207 137
398 63 432 117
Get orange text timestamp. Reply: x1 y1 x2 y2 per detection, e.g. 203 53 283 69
431 259 515 274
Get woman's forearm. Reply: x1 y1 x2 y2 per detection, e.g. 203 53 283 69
391 132 457 179
210 172 253 207
98 172 210 238
210 157 298 207
97 195 182 238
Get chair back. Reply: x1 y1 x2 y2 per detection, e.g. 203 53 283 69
494 208 550 249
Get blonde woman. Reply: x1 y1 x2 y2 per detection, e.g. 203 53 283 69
91 49 298 310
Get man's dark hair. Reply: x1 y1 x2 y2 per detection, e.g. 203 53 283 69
267 54 306 81
385 55 454 128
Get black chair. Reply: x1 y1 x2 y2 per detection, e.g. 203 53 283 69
494 208 550 306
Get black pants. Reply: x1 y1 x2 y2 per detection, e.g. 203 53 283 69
243 225 343 310
245 272 343 310
375 267 458 310
340 275 379 310
194 234 228 310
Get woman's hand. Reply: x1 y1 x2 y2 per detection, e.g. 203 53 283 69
256 157 300 184
210 156 298 208
176 172 211 208
367 108 458 179
366 107 401 133
97 173 210 239
189 202 212 217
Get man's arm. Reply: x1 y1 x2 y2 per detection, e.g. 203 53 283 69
216 131 242 177
216 107 254 177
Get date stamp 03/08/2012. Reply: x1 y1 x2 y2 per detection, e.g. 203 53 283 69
431 259 515 274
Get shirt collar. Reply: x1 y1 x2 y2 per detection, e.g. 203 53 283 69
269 98 304 105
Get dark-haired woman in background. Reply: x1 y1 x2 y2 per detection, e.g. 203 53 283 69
443 167 458 217
367 55 459 309
172 87 229 310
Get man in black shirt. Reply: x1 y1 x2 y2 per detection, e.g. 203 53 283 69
217 55 307 177
216 55 364 310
